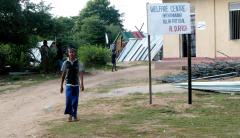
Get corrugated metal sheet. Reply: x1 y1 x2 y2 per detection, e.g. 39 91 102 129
175 81 240 92
117 36 163 62
117 38 138 62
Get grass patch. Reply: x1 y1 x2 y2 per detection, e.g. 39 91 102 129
47 92 240 138
85 79 148 93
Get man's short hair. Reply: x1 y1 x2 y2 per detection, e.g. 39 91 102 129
67 44 76 52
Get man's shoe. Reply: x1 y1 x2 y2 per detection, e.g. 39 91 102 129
73 117 79 122
68 116 72 122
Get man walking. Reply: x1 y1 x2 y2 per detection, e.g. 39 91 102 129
60 45 84 122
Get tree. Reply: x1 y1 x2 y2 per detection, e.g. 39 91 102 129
73 0 123 46
74 16 106 46
78 0 123 27
22 0 55 39
0 0 26 44
54 17 75 34
106 24 122 44
0 0 55 44
0 0 57 71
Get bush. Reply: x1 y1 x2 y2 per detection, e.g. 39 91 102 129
0 43 31 71
77 45 111 68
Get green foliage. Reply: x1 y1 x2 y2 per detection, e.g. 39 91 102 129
73 0 123 46
0 0 122 72
22 0 55 39
0 0 26 44
53 17 76 34
106 24 122 44
78 0 123 26
0 43 32 71
77 45 110 67
0 0 58 72
0 0 54 45
74 16 106 45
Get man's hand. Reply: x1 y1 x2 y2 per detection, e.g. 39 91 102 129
81 85 84 91
60 86 64 94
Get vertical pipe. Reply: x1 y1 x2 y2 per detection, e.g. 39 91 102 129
214 0 217 58
187 34 192 105
146 3 152 105
148 35 152 105
230 11 232 39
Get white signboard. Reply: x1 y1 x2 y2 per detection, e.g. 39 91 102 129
147 3 191 35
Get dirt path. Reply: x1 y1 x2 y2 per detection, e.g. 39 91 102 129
0 65 184 138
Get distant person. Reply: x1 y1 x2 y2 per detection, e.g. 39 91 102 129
56 43 64 72
49 42 58 72
60 45 84 122
111 49 117 72
50 42 57 57
40 40 50 73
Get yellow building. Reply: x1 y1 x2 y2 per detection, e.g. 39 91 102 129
163 0 240 59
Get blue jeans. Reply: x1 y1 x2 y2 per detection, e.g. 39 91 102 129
65 85 79 118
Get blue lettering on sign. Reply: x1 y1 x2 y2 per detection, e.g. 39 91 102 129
162 13 182 18
170 5 186 12
150 6 168 12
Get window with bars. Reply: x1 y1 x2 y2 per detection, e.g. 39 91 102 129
229 2 240 40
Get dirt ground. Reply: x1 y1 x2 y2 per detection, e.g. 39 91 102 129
0 65 184 138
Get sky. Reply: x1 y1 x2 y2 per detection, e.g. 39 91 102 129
32 0 162 32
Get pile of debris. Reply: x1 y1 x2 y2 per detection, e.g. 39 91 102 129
157 60 240 83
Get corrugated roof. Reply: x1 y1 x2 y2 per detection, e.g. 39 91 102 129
117 36 163 62
122 32 134 41
122 31 145 41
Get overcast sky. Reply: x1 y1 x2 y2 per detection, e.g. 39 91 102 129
32 0 162 32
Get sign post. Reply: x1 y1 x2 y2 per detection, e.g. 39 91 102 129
148 34 152 104
187 34 192 104
147 3 192 104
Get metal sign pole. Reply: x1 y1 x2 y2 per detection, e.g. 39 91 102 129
148 34 152 104
146 3 152 105
187 34 192 104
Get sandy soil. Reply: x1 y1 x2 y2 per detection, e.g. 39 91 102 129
0 65 184 138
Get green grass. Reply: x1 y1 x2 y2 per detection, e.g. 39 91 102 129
47 92 240 137
85 79 148 93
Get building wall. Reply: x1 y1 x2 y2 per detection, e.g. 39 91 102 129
195 0 215 58
163 35 180 57
216 0 240 57
163 0 240 59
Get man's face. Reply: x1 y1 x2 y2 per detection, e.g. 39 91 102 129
68 49 76 59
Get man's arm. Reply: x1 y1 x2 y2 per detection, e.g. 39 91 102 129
80 71 84 91
60 61 66 93
60 72 66 93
